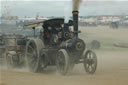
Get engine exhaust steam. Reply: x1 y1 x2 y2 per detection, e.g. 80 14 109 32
72 0 82 11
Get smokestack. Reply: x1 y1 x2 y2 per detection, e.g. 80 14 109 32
72 10 79 38
72 0 82 38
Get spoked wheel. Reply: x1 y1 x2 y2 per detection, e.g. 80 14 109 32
56 49 70 75
84 50 97 74
25 39 44 72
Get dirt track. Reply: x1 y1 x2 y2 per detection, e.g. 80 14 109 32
0 26 128 85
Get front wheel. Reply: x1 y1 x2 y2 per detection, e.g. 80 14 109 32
83 50 97 74
56 49 70 75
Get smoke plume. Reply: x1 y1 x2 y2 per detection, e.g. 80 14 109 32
72 0 82 11
64 1 72 23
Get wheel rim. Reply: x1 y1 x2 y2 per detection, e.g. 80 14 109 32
57 52 65 73
26 42 39 72
84 50 97 74
56 49 70 75
6 54 12 68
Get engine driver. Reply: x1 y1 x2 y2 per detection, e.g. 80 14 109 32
43 24 52 44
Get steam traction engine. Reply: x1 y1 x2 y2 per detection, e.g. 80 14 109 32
24 11 97 75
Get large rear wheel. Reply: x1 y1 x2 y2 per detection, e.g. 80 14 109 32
25 38 44 72
84 50 97 74
56 49 70 75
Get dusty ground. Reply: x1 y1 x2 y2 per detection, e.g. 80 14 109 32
0 26 128 85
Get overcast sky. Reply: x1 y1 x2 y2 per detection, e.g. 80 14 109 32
0 0 128 17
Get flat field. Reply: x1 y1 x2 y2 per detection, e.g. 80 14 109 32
0 26 128 85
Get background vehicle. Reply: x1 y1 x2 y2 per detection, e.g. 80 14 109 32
3 34 26 68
